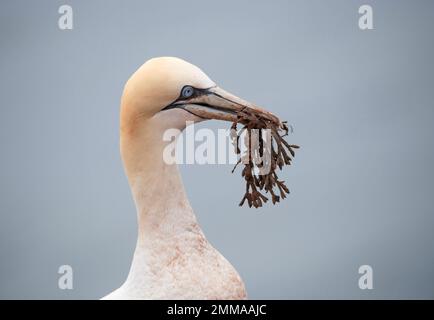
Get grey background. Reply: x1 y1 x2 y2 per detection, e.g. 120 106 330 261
0 0 433 299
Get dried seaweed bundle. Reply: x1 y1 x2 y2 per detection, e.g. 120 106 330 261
230 110 299 208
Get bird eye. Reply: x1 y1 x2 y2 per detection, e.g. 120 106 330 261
181 86 194 98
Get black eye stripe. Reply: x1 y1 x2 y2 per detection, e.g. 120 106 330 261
178 85 216 101
162 85 217 111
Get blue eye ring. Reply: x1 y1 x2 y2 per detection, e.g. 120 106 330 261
181 86 194 98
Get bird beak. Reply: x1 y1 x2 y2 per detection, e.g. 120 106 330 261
163 86 282 126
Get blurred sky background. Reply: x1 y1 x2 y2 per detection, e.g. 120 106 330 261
0 0 433 299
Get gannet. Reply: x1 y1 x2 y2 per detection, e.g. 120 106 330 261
102 57 279 300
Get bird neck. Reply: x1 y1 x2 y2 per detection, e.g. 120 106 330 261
120 115 199 244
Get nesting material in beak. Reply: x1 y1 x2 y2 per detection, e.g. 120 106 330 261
230 108 299 208
163 85 299 208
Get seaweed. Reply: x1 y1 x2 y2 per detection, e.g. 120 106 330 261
230 110 299 208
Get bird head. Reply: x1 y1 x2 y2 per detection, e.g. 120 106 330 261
120 57 281 131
